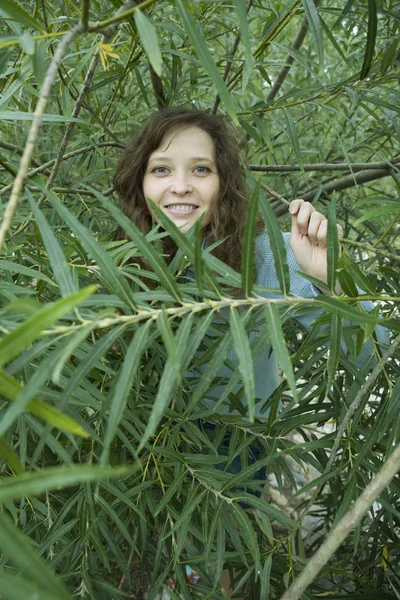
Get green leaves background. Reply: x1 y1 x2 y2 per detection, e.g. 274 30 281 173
0 1 399 598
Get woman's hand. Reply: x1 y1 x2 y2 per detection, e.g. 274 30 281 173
289 199 343 290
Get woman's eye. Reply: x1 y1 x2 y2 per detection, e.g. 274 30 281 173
152 166 169 174
194 166 210 174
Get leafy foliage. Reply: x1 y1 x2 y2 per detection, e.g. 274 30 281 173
0 1 399 599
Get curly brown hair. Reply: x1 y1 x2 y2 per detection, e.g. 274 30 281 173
114 107 253 275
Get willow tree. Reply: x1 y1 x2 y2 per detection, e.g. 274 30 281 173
0 1 399 599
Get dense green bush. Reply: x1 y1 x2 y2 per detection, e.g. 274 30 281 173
0 1 399 598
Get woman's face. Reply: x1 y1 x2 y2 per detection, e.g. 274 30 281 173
143 125 220 234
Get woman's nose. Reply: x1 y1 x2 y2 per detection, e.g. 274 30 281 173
170 174 193 195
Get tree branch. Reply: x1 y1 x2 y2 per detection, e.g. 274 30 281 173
250 156 400 172
279 437 400 600
267 0 321 101
0 23 83 251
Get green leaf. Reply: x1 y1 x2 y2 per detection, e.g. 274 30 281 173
86 187 182 302
229 308 255 422
32 39 47 86
134 10 163 76
0 438 24 474
36 184 137 309
27 190 77 297
284 109 304 172
241 184 259 297
0 111 82 122
0 369 89 437
0 0 44 32
0 512 72 600
149 200 222 298
0 571 65 600
264 304 298 403
231 503 261 572
339 253 376 295
0 259 57 287
259 200 290 295
176 0 238 124
0 465 135 503
234 0 252 60
157 310 180 381
360 0 377 79
0 286 96 368
19 30 34 55
302 0 324 66
139 315 193 451
260 554 272 599
100 322 152 465
327 196 339 292
326 314 342 395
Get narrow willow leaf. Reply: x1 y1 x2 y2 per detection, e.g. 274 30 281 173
264 304 298 403
134 10 163 76
231 503 261 572
260 554 272 599
0 438 24 474
157 311 180 381
32 38 46 86
0 571 65 600
150 201 222 297
0 465 134 503
194 218 204 296
0 111 82 122
339 253 376 294
337 255 358 297
302 0 324 66
326 314 342 395
360 0 377 79
234 0 252 59
0 512 72 600
313 295 390 328
0 286 96 368
36 184 137 309
259 200 290 295
139 315 193 450
229 308 255 422
185 329 233 414
176 0 238 124
0 369 89 437
86 187 182 302
327 196 339 292
27 190 77 297
0 259 56 287
0 0 44 32
284 109 304 171
241 185 259 297
100 322 152 465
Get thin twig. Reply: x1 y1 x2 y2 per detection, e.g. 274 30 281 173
212 0 254 114
279 439 400 600
267 0 321 101
0 23 83 251
0 143 123 197
88 0 157 33
298 335 400 524
250 157 400 172
341 238 400 264
0 141 42 168
82 0 90 31
38 0 137 205
260 182 290 206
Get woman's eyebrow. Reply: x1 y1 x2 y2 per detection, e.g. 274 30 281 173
148 155 216 165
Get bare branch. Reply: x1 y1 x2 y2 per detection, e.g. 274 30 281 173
0 23 83 251
267 0 321 101
250 156 400 172
279 437 400 600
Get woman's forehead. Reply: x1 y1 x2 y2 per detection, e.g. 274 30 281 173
155 125 215 155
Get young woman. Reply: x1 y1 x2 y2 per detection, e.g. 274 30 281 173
114 107 388 596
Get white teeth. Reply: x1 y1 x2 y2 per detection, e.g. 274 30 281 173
166 204 197 211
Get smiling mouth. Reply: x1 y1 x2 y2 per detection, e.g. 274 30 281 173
165 204 199 211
